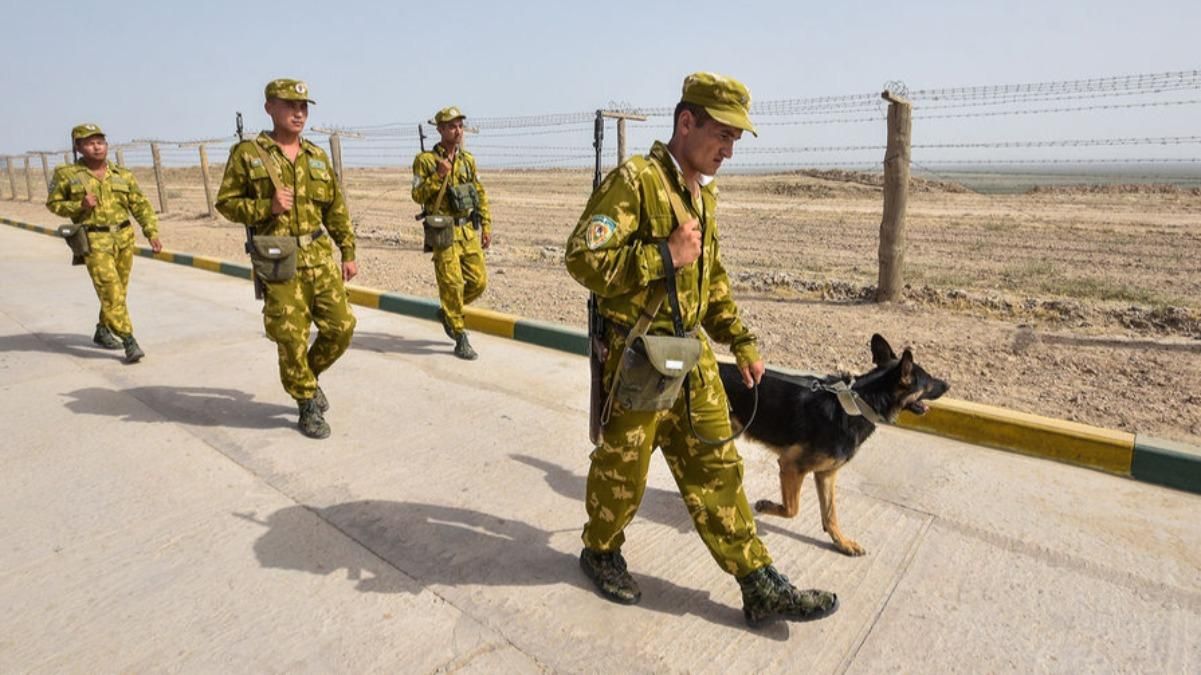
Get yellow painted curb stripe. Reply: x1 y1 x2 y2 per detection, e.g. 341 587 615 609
896 397 1134 474
464 306 517 339
191 255 223 273
346 285 382 309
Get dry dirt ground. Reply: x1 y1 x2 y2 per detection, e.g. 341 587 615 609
4 164 1199 445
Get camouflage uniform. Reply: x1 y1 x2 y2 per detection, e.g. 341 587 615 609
215 129 356 403
46 142 158 339
565 140 770 578
411 120 491 337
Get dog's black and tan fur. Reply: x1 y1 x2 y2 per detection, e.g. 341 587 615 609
718 334 949 556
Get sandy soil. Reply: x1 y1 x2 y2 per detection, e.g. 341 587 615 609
4 164 1199 445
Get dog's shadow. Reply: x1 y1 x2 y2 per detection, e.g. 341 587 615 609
236 500 781 634
510 454 839 554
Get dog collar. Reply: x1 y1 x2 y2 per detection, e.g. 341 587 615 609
821 380 890 425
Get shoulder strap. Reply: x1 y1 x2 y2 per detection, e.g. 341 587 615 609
245 138 286 193
648 159 695 229
431 149 457 212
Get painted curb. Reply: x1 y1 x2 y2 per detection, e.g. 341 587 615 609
3 214 1198 493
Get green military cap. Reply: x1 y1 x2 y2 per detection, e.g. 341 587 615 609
431 106 466 125
264 78 316 103
71 123 105 141
680 72 757 137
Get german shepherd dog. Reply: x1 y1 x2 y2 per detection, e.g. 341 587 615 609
718 334 949 556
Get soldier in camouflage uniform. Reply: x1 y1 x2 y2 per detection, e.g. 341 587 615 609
564 73 838 628
215 79 357 439
46 123 162 364
411 106 491 360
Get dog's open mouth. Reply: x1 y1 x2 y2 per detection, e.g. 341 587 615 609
906 401 930 415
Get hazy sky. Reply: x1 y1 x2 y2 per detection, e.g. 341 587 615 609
2 0 1198 168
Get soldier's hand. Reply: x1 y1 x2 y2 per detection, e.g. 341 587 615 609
739 360 765 389
435 158 452 178
271 188 294 215
342 260 358 282
667 219 702 268
149 238 163 254
81 194 99 211
481 232 491 249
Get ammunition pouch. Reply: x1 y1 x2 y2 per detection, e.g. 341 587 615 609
57 223 89 265
446 183 479 213
613 333 701 411
423 214 455 252
249 235 298 282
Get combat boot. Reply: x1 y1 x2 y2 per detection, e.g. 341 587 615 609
453 332 478 360
121 335 145 364
435 308 454 339
579 548 641 605
313 386 330 412
738 564 838 628
297 398 331 439
92 323 122 349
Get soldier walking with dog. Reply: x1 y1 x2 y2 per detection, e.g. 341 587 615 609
564 73 838 628
46 123 162 364
411 107 491 360
216 78 357 439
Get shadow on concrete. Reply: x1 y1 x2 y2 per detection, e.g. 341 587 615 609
62 385 296 429
350 331 450 357
0 331 123 361
510 454 840 555
238 501 781 634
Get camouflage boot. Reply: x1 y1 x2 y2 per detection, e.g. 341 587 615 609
435 308 454 340
92 323 122 349
738 565 838 628
297 398 331 439
121 335 145 364
453 332 478 361
313 386 330 412
579 548 641 605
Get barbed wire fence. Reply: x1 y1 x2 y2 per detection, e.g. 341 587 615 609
2 68 1199 210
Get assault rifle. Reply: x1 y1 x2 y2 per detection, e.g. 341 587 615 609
414 124 428 222
236 112 265 300
588 111 606 444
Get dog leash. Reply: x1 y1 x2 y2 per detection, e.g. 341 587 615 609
657 240 758 445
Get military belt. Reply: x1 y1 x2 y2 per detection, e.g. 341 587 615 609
296 229 325 247
606 320 699 341
84 221 131 233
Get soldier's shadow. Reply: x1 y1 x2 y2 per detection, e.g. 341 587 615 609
0 331 124 360
238 500 773 633
350 330 450 357
510 454 837 552
62 385 296 429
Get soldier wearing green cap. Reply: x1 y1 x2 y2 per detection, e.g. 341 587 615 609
411 106 492 360
215 78 357 439
564 72 839 628
46 123 163 364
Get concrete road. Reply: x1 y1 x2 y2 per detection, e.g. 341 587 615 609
1 224 1198 673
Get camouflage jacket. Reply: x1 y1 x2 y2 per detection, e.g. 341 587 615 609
565 141 760 366
46 161 159 238
411 143 492 237
215 132 355 265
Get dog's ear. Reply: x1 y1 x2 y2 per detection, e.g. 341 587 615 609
899 348 914 383
870 334 896 365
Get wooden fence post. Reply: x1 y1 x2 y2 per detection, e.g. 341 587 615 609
198 144 216 218
328 132 344 184
115 148 125 167
24 156 34 201
4 157 16 199
38 153 51 195
600 111 647 167
150 142 169 213
62 152 71 167
875 90 912 303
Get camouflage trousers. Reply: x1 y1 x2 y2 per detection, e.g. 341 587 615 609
432 224 487 334
584 334 772 577
261 257 356 401
84 227 136 337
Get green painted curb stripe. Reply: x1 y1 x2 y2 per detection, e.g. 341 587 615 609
379 292 440 319
514 318 588 356
219 262 252 280
1131 435 1201 495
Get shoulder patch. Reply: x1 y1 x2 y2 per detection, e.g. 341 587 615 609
585 214 618 250
309 158 327 171
249 157 263 167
